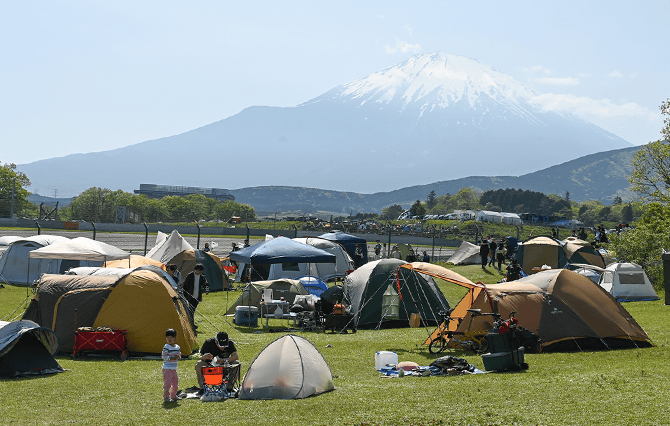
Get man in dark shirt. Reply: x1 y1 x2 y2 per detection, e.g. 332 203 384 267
480 240 490 270
192 332 240 393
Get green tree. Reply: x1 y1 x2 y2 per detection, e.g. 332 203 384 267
0 161 31 218
380 204 404 220
409 200 426 217
426 190 437 210
621 203 634 223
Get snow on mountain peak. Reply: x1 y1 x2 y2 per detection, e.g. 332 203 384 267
309 52 538 111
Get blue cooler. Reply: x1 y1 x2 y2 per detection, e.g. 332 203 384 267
235 306 259 326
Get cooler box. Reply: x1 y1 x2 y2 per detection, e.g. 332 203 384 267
235 306 259 326
375 351 398 370
481 347 525 372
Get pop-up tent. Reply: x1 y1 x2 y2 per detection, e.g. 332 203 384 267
0 319 64 377
230 237 336 282
225 279 309 315
426 268 653 352
239 334 334 400
599 263 659 302
0 235 71 285
318 232 368 265
447 241 482 265
343 259 449 329
292 237 354 281
22 268 198 356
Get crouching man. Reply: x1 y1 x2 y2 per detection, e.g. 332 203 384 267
193 332 240 394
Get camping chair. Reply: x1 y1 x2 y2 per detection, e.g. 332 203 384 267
201 366 227 401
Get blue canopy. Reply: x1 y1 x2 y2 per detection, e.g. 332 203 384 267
229 237 336 265
318 231 368 264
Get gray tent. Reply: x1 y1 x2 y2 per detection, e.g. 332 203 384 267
448 241 482 265
239 334 334 400
0 320 63 377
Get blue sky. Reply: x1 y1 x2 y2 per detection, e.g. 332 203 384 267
2 1 668 165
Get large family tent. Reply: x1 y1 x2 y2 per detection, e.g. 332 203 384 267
448 241 482 265
230 237 336 282
66 264 180 290
146 230 194 265
0 236 21 258
599 263 659 302
22 269 198 356
515 237 567 275
239 334 334 400
343 259 449 329
292 237 355 281
225 279 309 315
0 235 70 285
318 232 368 265
167 249 230 291
432 269 652 352
0 319 63 377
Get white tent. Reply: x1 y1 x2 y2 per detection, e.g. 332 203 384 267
239 334 334 400
476 210 503 223
29 237 129 262
0 235 71 285
284 237 354 281
501 212 523 225
447 241 482 265
599 263 659 302
146 230 193 264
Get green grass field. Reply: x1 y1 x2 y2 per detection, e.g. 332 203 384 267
1 264 668 426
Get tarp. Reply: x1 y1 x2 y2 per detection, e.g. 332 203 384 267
29 237 129 262
0 319 63 377
447 241 482 265
239 334 334 400
229 237 336 265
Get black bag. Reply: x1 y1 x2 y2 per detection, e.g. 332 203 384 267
430 355 475 373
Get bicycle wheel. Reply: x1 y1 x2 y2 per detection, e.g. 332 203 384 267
428 336 447 354
472 335 488 354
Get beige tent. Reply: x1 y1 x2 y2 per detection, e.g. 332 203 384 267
447 241 482 265
23 269 198 356
104 255 166 270
168 249 230 291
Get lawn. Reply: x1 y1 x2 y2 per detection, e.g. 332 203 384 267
1 265 668 426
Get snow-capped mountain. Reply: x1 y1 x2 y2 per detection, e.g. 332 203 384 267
19 52 631 197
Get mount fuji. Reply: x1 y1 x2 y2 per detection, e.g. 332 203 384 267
19 52 631 196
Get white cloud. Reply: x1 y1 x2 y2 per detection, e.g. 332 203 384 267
608 70 623 78
385 40 422 54
403 24 413 36
531 93 656 119
533 77 580 86
523 65 551 75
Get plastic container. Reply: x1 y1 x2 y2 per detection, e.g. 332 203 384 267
234 306 259 326
375 351 398 370
481 347 525 372
485 332 513 353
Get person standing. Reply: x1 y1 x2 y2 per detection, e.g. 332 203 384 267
405 248 417 262
480 239 490 270
488 238 497 267
167 264 182 286
496 240 507 271
392 246 402 259
162 329 181 403
374 240 382 259
422 250 430 263
182 264 209 321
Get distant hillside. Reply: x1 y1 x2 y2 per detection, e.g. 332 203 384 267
27 194 74 207
230 145 639 213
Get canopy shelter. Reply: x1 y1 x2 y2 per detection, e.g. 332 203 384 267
0 319 63 377
29 237 129 262
230 237 335 282
426 268 652 352
292 237 355 281
318 232 368 265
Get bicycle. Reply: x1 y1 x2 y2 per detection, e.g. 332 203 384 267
428 308 501 354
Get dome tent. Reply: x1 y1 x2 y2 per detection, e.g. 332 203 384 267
0 320 63 377
343 259 449 328
318 231 368 265
168 249 230 291
0 235 71 285
239 334 334 400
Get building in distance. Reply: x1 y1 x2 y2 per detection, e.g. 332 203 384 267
134 184 235 202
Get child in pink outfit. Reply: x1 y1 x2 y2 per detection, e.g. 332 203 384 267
162 329 181 403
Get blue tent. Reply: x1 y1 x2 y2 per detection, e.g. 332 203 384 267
229 237 336 265
318 232 368 266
